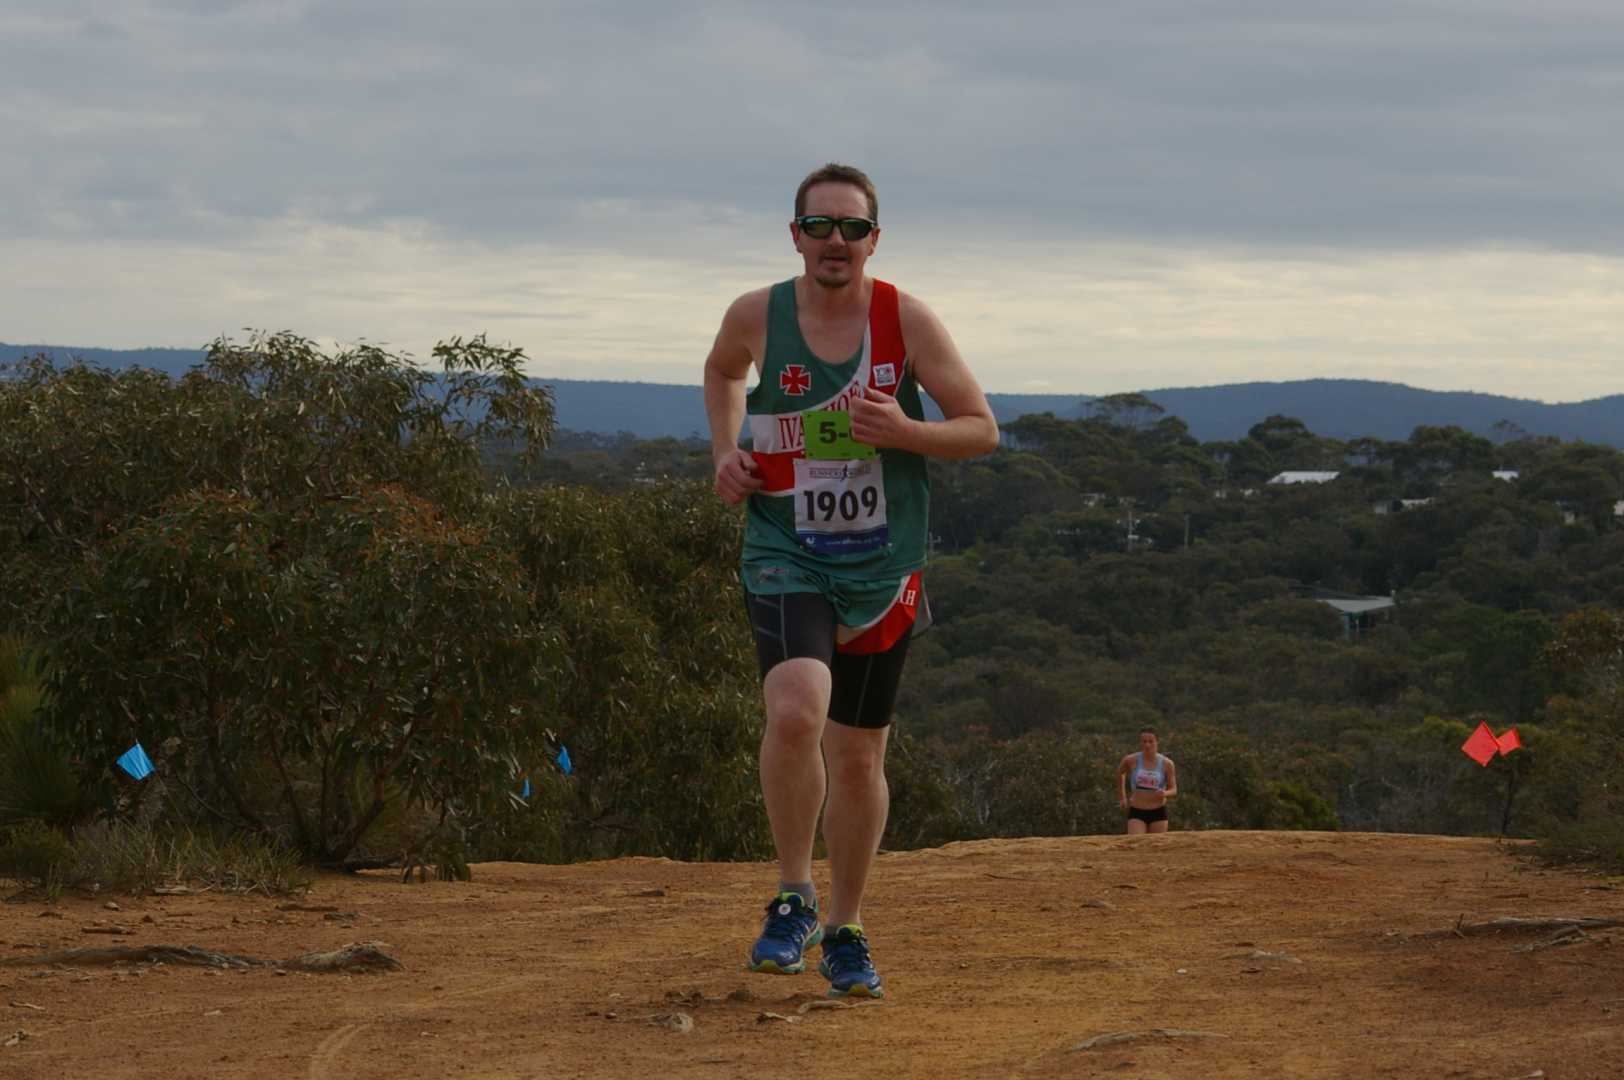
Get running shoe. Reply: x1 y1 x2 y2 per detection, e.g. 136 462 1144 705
747 892 823 974
818 923 884 998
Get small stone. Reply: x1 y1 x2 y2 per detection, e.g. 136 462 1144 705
104 902 121 912
651 1012 694 1034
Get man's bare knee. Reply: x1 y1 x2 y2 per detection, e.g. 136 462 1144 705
763 658 831 744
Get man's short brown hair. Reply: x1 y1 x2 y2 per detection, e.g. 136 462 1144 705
795 163 878 221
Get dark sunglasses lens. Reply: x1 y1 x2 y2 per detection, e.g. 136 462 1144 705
837 219 873 241
800 217 835 238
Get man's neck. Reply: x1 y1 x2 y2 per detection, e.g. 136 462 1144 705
796 274 871 318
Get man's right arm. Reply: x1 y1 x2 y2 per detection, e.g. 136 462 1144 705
703 290 769 505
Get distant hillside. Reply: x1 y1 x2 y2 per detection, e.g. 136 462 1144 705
1142 378 1624 447
1 343 204 379
5 342 1620 446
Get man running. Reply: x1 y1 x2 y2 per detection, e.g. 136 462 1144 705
1118 728 1178 834
704 163 998 998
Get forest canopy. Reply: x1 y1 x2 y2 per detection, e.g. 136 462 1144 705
5 345 1623 879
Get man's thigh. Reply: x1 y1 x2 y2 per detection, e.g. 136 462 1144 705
742 587 913 729
828 628 912 730
743 589 837 675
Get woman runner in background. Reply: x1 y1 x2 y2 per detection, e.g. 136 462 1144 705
1118 728 1177 834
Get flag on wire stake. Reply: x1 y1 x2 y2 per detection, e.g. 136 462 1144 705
1495 727 1522 755
1460 722 1498 767
116 742 154 780
520 777 531 799
556 746 572 776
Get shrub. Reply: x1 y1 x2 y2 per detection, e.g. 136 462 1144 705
0 636 98 828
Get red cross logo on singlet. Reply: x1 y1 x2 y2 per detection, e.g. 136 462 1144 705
779 364 811 396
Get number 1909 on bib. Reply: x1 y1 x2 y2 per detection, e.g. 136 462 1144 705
791 456 890 556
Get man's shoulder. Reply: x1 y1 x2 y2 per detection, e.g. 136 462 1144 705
726 283 774 313
893 287 950 339
720 284 780 329
736 282 780 305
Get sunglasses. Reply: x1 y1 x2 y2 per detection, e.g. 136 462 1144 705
795 215 876 241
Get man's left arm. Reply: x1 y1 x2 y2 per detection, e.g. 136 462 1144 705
848 292 999 460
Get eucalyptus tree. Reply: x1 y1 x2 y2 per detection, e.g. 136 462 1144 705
7 333 561 863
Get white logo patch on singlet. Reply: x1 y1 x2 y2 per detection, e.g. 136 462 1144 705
872 362 897 387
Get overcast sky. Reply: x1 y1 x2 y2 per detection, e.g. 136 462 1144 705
4 1 1621 400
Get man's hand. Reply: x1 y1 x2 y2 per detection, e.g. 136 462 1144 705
714 448 763 505
849 392 916 449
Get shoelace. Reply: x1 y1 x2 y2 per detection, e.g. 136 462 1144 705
762 901 813 942
824 932 872 977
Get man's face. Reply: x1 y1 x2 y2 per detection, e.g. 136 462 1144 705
792 181 878 290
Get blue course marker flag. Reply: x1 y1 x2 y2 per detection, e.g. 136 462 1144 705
117 742 154 780
557 746 572 776
520 777 531 799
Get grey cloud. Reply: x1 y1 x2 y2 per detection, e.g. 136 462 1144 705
4 0 1622 253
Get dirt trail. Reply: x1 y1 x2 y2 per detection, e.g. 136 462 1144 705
2 831 1620 1079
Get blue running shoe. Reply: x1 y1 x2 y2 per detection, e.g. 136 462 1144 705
748 892 823 974
818 923 884 998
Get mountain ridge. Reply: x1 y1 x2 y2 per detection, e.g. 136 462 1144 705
4 342 1619 446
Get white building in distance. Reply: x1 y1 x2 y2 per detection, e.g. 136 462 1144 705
1268 471 1341 485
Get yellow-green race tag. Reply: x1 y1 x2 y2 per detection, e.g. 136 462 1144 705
802 409 876 460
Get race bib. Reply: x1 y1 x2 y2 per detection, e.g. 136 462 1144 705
792 456 888 555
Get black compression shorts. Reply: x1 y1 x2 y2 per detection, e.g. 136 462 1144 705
742 589 914 729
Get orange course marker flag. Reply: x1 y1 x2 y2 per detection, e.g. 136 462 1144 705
1495 727 1522 756
1461 721 1499 767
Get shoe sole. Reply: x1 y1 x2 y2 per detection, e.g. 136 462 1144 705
818 958 883 998
747 958 807 975
825 982 884 999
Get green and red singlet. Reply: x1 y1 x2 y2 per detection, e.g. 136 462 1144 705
740 278 930 651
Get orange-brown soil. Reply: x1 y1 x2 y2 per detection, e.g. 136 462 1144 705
2 831 1620 1079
